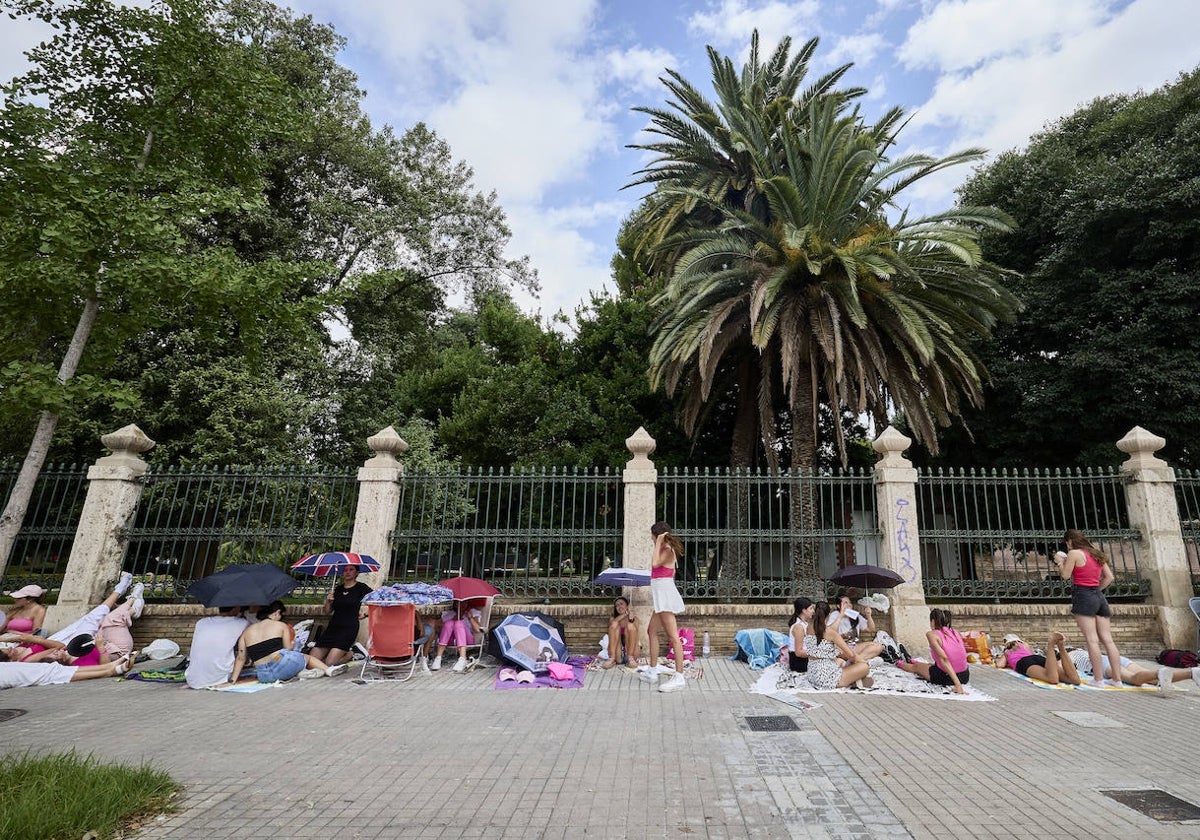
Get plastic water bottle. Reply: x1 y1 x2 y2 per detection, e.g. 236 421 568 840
702 630 711 657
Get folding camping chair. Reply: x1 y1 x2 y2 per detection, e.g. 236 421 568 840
436 595 497 670
359 602 433 682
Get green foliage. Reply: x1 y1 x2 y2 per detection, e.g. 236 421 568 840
0 750 178 840
935 67 1200 468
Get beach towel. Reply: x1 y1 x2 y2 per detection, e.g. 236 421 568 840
750 663 995 701
732 629 790 670
495 656 588 689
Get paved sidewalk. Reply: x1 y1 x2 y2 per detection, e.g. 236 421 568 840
2 657 1199 839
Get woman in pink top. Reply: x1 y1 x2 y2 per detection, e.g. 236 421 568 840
895 608 970 694
637 521 688 693
1056 528 1123 687
994 631 1082 685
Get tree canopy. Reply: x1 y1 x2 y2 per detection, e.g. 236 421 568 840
932 66 1200 468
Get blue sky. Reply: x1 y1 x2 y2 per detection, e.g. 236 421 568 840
5 1 1200 324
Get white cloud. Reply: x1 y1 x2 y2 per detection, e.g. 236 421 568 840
688 0 820 58
825 32 887 67
607 46 678 92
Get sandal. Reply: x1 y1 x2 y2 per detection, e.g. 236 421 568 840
115 651 138 675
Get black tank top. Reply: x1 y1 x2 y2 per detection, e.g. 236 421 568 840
245 636 285 661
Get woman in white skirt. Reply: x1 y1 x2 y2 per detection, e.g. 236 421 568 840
638 521 688 693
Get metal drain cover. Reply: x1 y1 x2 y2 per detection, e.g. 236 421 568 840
745 715 799 732
1101 789 1200 822
0 709 28 723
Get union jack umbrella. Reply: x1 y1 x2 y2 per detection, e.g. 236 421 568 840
291 551 381 576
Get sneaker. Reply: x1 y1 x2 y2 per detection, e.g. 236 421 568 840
855 676 874 690
419 656 431 673
430 656 442 671
658 673 687 693
636 665 660 684
452 657 468 672
880 647 897 665
656 663 676 675
352 642 369 658
1157 667 1173 694
115 571 134 595
325 663 349 678
1107 679 1125 688
897 644 912 664
299 668 324 680
129 583 145 618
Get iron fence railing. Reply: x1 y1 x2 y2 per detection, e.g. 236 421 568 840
917 467 1149 600
658 468 881 602
121 465 358 600
389 467 623 600
0 462 89 594
1173 469 1200 595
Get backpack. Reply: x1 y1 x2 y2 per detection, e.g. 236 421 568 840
1155 648 1199 669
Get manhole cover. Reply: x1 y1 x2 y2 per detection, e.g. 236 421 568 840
745 715 799 732
0 709 27 723
1102 789 1200 822
1052 711 1123 728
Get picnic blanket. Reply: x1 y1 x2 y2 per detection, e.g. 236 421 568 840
125 666 259 685
494 656 589 689
750 663 995 701
208 679 282 693
998 668 1156 691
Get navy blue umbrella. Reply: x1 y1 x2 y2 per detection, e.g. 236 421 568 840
186 563 298 608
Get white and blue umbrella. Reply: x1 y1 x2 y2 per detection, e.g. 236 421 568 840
363 582 454 607
492 611 568 674
592 567 651 588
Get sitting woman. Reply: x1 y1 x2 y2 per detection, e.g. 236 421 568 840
787 597 815 673
805 600 874 690
3 584 49 636
229 602 347 684
827 593 885 663
995 631 1082 685
430 598 485 672
601 596 640 669
895 608 969 694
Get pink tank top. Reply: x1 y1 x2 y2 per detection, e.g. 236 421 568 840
1072 552 1102 587
934 627 968 673
651 566 674 579
7 617 34 634
1005 644 1034 670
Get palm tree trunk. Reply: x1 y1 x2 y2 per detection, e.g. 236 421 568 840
725 360 757 583
0 292 100 577
789 383 820 586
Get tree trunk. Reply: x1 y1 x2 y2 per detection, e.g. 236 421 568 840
789 382 820 588
724 360 758 585
0 292 100 577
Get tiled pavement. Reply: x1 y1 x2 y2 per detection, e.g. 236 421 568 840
3 657 1199 838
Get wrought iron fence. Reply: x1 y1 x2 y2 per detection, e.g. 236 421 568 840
0 462 89 595
658 468 881 602
917 467 1149 600
389 467 623 600
1173 469 1200 595
121 465 358 600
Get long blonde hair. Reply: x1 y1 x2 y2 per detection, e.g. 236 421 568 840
651 520 684 557
1064 528 1108 566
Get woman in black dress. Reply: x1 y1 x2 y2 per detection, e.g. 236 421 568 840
310 564 372 666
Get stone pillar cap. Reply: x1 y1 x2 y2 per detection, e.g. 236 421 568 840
1117 426 1169 472
364 426 408 468
872 425 912 467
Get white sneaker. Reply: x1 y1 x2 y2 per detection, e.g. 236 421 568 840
129 583 145 618
326 663 348 678
656 664 676 675
419 656 431 673
116 571 134 595
636 665 660 684
658 673 687 693
451 657 468 672
299 668 324 680
1158 667 1173 694
430 656 442 671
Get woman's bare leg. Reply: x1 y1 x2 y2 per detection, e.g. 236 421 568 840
1053 634 1081 684
622 621 640 664
1095 615 1123 684
1074 614 1105 684
645 612 662 667
602 618 622 668
660 611 683 675
838 661 873 688
897 660 933 680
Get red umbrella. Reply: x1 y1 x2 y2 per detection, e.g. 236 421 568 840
438 576 500 600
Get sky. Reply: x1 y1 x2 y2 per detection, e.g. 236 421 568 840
4 0 1200 325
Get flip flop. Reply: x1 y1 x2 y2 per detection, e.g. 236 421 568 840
499 667 518 682
515 670 535 683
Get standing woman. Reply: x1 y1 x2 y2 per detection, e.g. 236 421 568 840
787 597 815 673
638 521 688 693
1056 529 1123 687
310 564 372 666
805 600 874 690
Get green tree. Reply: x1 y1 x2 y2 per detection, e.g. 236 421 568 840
933 68 1200 468
0 0 326 572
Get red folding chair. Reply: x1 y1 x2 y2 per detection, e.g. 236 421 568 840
359 602 431 682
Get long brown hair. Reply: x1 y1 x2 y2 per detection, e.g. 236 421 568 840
1063 528 1108 566
651 521 684 557
811 600 833 638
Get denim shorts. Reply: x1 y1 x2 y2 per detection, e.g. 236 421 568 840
256 648 305 682
1071 585 1112 617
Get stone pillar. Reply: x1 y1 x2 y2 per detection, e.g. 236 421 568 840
44 424 155 634
872 426 929 648
351 427 408 591
1116 426 1195 648
623 427 658 651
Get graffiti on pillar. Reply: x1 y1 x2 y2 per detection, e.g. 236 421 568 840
894 498 917 582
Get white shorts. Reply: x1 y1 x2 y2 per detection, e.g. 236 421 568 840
650 577 685 614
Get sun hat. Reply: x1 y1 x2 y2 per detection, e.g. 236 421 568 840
498 667 518 682
6 584 45 599
1002 633 1024 646
66 633 96 657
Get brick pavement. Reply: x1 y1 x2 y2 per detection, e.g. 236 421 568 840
2 658 1199 838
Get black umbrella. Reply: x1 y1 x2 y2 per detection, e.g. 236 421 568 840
186 563 298 608
828 564 905 591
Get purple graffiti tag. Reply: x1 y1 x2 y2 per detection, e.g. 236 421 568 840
894 498 916 583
